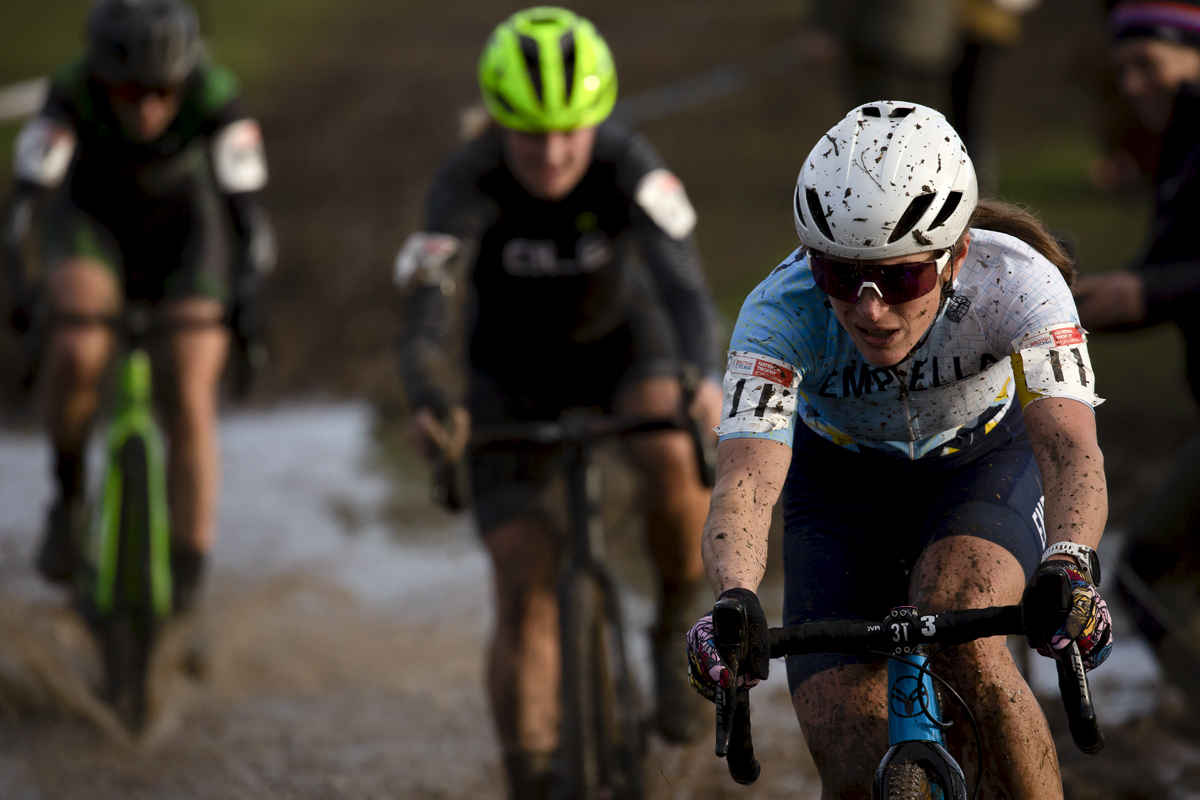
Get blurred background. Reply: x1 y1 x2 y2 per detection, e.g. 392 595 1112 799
0 0 1196 797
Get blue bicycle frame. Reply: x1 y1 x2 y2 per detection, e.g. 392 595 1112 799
875 654 966 800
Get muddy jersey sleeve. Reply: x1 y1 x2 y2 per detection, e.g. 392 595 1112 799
982 240 1102 411
605 124 718 375
714 252 819 447
398 139 501 415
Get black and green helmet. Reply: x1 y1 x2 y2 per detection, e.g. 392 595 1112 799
478 7 617 133
87 0 201 89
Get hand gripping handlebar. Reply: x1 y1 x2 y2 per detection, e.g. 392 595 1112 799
710 569 1104 786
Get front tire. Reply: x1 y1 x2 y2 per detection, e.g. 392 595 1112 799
556 567 643 800
873 742 966 800
886 762 936 800
100 435 158 732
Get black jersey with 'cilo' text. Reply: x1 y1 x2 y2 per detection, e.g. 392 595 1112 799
404 120 718 411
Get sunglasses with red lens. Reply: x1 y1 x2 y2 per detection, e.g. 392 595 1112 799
808 251 951 305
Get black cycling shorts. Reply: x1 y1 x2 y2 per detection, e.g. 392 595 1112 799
42 179 232 303
781 403 1046 691
467 287 679 534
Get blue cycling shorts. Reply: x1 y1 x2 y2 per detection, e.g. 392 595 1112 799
781 405 1046 692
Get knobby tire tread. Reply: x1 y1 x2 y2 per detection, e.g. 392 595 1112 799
887 762 935 800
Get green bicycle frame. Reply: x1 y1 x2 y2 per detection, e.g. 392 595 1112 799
91 349 173 619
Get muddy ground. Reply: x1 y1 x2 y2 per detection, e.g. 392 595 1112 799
0 404 1195 799
1 0 1199 796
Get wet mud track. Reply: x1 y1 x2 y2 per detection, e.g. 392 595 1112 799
0 0 1198 793
0 405 820 799
0 405 1195 798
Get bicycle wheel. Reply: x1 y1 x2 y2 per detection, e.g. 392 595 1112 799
100 435 158 731
556 566 644 800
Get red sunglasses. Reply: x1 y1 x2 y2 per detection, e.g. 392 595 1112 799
808 250 951 305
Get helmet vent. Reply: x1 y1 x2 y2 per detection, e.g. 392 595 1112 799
862 106 882 117
518 35 544 103
889 107 915 118
805 187 835 241
560 31 577 102
928 191 963 230
886 192 937 244
793 187 807 230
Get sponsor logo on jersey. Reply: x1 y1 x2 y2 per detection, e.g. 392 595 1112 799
729 355 795 386
1018 323 1085 350
501 231 613 277
816 354 1003 398
945 294 971 323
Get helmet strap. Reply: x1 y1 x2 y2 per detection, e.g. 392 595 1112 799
893 245 957 367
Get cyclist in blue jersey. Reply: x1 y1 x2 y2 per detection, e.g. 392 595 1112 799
685 102 1112 797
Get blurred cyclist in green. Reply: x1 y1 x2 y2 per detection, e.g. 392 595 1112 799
1 0 273 611
396 7 721 797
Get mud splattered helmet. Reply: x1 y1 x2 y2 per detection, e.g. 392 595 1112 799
793 101 978 262
87 0 201 89
478 7 617 133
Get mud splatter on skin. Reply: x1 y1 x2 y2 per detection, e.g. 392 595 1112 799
906 538 1064 795
701 441 789 591
1025 399 1107 555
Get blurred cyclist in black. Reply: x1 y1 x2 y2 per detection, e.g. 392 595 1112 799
1 0 273 610
395 8 721 797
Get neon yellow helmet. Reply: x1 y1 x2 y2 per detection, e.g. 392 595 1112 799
478 7 617 133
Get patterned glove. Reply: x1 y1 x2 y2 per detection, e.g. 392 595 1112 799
685 588 770 701
686 613 731 703
1035 564 1113 671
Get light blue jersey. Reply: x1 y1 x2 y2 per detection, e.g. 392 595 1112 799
716 229 1101 460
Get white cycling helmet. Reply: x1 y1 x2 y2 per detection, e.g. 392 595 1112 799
793 101 978 261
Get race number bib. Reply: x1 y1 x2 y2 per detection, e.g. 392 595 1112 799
394 232 462 288
635 168 697 240
715 350 800 435
14 116 76 188
1011 323 1102 409
211 119 268 193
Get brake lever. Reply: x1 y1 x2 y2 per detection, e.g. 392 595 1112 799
712 598 745 758
1057 642 1105 754
711 597 761 783
1024 565 1105 754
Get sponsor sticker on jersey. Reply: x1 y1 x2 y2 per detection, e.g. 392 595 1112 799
211 119 268 193
1014 323 1086 351
14 116 76 189
716 350 800 435
394 232 462 288
728 354 796 386
634 168 697 240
